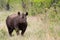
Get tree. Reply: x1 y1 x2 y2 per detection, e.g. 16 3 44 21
21 0 26 12
6 0 10 10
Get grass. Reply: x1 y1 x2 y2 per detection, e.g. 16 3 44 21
0 9 60 40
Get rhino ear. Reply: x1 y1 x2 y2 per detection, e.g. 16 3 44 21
25 12 28 16
18 12 20 15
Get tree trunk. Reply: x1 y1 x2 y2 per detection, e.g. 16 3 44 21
6 0 10 10
21 0 26 12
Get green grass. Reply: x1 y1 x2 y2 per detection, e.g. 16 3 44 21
0 8 60 40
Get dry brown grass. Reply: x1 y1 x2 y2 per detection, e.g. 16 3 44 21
0 11 60 40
